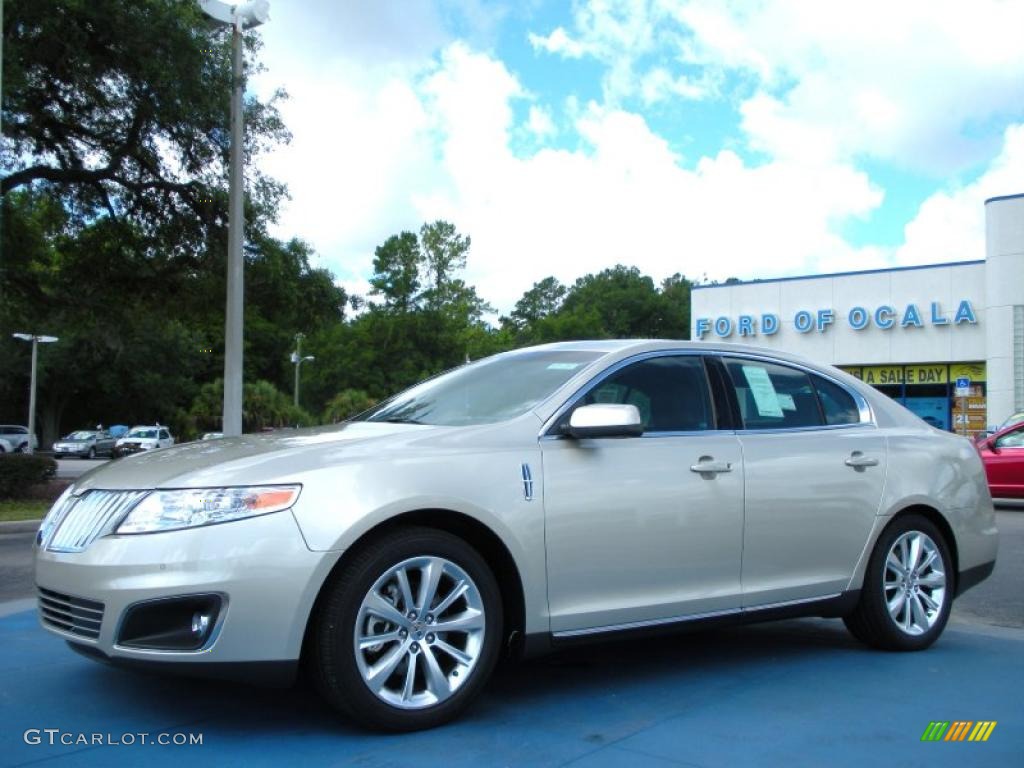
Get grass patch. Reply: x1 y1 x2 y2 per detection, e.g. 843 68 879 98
0 499 49 522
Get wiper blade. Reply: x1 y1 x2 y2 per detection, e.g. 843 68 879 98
380 417 425 425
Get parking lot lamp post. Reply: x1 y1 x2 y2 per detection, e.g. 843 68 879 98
12 333 59 454
198 1 270 436
291 333 314 407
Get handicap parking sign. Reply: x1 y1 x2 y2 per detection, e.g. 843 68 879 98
954 376 971 397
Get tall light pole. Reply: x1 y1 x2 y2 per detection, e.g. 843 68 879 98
12 333 59 454
290 333 314 407
198 0 270 436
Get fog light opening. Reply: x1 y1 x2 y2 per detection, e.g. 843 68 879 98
118 594 222 651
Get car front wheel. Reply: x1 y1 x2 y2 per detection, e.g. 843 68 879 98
844 514 953 651
312 526 502 731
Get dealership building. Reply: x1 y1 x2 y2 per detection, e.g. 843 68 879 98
691 193 1024 435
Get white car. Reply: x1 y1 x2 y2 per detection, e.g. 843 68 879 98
35 341 997 731
0 436 15 453
0 425 37 452
113 426 174 457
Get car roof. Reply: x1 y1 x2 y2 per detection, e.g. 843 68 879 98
522 339 827 367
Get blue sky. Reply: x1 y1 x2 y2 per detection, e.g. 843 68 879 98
251 0 1024 312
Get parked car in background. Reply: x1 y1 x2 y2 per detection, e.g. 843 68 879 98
976 421 1024 499
978 411 1024 441
52 430 117 459
35 341 997 731
200 432 224 441
113 426 174 457
0 425 37 452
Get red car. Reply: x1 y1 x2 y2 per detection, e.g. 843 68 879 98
977 421 1024 498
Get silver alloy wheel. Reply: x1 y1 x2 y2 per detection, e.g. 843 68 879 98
353 555 486 709
884 531 947 636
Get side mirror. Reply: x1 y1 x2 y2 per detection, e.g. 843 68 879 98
567 404 644 439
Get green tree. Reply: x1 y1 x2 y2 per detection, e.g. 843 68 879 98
419 220 470 308
323 389 377 423
369 232 420 312
2 0 288 243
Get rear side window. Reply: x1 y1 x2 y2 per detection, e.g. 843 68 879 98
723 359 823 430
812 375 861 425
159 430 170 440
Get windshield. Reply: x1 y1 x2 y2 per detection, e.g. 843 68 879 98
65 431 95 440
126 428 159 439
1000 412 1024 430
359 349 603 427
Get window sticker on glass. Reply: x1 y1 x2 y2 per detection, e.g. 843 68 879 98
546 362 581 371
742 365 784 418
777 393 796 411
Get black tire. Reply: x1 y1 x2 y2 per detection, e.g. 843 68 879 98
844 514 954 651
311 526 502 731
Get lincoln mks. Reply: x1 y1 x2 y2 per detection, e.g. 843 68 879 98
35 341 998 730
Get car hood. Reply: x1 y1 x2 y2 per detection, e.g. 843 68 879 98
72 421 447 491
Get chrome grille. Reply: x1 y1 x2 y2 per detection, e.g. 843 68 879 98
44 490 148 553
38 587 105 640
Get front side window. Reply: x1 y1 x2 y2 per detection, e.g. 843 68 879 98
724 358 823 430
360 349 603 427
159 430 170 440
573 355 713 433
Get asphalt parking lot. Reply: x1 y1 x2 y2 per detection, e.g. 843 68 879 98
0 511 1020 767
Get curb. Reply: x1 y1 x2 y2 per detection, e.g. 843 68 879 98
0 519 41 533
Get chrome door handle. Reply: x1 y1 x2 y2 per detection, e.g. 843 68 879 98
690 458 732 474
845 453 879 468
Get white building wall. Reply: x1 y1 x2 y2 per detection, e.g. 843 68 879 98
985 194 1024 423
691 262 986 367
690 193 1024 427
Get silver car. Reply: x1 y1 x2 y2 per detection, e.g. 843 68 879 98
34 341 997 731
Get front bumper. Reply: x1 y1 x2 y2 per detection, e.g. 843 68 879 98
53 445 91 457
35 509 337 675
113 444 149 457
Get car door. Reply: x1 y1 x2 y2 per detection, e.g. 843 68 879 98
97 432 114 454
982 424 1024 498
716 355 887 607
159 429 172 448
541 353 745 634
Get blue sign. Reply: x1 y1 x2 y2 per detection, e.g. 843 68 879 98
955 377 970 389
695 300 977 339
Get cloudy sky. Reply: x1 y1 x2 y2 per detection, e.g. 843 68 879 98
248 0 1024 313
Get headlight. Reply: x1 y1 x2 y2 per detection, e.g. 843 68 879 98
116 485 301 534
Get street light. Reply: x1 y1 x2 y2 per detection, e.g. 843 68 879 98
290 333 314 407
12 333 58 454
198 0 270 437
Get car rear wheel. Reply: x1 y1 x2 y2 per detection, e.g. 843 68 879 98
844 514 952 651
312 526 502 731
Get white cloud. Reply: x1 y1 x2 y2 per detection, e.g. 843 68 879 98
528 27 587 58
247 2 1024 317
532 0 1024 173
896 124 1024 266
525 106 557 139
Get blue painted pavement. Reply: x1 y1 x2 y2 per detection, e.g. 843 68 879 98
1 609 1020 767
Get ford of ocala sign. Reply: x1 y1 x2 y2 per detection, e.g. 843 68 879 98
695 300 978 339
